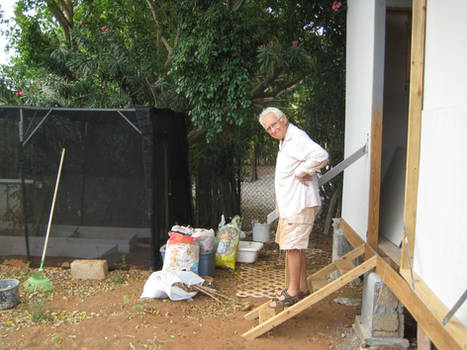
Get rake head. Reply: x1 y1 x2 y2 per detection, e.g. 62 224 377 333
23 270 54 293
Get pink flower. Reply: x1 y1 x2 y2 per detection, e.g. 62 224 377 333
81 23 86 28
292 40 298 46
258 44 264 49
332 1 342 12
16 91 24 97
101 25 109 32
269 40 274 47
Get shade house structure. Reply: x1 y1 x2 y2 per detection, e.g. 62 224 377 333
0 106 193 269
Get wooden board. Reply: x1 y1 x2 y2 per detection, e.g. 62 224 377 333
376 257 463 350
242 255 377 339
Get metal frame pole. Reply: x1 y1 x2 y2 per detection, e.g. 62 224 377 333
18 108 31 260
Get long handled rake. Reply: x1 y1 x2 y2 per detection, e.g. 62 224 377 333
23 148 66 293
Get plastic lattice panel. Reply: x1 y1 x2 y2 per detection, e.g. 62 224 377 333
236 264 285 298
236 248 327 299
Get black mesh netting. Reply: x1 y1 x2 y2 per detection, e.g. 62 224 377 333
0 106 193 269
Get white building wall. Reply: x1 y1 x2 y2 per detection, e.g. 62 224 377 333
413 0 467 326
342 0 385 240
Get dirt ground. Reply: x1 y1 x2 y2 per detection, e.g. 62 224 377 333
0 232 416 350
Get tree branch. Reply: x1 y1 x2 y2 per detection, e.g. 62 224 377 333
145 0 173 54
187 129 206 145
232 0 246 11
252 79 303 105
46 0 73 44
227 0 246 11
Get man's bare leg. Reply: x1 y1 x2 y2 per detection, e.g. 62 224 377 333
299 250 309 293
269 249 300 307
286 249 301 296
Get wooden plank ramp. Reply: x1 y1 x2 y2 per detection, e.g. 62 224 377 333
242 244 376 340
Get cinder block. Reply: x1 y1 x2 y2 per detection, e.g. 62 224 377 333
70 259 108 280
361 272 404 338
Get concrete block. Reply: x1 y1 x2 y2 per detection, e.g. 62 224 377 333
353 316 410 349
71 259 108 280
373 313 400 333
361 272 404 337
331 221 358 281
332 223 353 262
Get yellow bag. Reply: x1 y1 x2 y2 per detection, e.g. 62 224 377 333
215 215 242 270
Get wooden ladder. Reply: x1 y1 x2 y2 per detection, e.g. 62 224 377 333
242 244 377 340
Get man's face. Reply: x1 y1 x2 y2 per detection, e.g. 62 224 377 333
262 112 288 140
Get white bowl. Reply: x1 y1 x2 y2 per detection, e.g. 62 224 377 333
236 241 264 263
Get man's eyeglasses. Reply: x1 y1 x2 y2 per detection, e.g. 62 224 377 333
265 116 283 133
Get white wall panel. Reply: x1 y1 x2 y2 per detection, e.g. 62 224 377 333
413 0 467 327
423 1 467 111
342 0 385 239
414 108 467 327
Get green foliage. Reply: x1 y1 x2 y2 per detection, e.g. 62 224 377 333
110 274 124 284
29 300 53 323
170 1 256 140
0 0 348 224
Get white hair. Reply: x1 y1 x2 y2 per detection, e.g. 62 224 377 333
259 107 284 127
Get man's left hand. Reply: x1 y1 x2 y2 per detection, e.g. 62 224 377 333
297 174 314 185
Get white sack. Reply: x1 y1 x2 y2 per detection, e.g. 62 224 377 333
140 270 204 301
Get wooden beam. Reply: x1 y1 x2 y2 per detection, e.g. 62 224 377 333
340 218 365 248
245 245 366 321
242 255 377 340
335 257 355 275
400 269 467 349
417 324 432 350
311 244 365 280
376 256 463 350
367 108 383 250
402 0 426 271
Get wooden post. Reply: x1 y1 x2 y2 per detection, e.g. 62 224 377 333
367 108 383 250
402 0 426 271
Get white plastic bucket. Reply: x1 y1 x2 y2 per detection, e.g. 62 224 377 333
252 222 271 242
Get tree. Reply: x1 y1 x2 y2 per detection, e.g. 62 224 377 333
1 0 347 227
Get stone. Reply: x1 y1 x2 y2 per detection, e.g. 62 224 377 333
70 259 108 280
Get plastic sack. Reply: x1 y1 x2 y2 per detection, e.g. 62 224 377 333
171 225 194 236
215 215 242 270
192 228 215 253
162 231 199 273
140 270 204 301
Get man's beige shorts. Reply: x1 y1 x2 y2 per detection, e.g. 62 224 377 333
275 206 319 250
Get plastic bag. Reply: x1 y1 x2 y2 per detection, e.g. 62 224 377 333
192 228 215 253
215 215 242 270
162 231 199 273
140 270 204 301
170 225 194 236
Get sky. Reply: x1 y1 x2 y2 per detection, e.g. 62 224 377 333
0 2 15 65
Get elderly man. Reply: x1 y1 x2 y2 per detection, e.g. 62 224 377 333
259 107 328 308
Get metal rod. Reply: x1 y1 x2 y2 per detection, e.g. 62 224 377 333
318 141 368 186
442 289 467 326
403 225 415 290
23 109 53 146
18 108 31 260
0 179 34 184
117 111 143 135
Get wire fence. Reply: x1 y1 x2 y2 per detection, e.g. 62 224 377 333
240 165 276 231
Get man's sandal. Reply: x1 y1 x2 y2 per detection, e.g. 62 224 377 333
269 289 299 309
298 290 311 300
